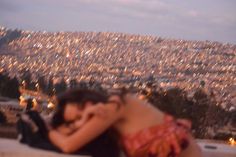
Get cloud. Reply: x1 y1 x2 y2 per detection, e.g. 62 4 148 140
0 0 19 12
188 10 200 18
66 0 171 19
0 0 235 43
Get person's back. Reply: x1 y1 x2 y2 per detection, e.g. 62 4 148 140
113 93 165 135
112 93 202 157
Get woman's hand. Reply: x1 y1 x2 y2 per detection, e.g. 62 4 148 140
57 124 75 135
91 103 109 118
72 103 109 129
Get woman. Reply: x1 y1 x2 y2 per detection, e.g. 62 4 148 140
50 89 120 157
49 88 202 157
17 91 120 157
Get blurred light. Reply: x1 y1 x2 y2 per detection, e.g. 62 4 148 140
229 138 236 145
138 94 146 100
47 102 55 109
32 98 38 108
19 96 26 107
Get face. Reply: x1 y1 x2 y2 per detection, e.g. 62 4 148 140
63 102 94 123
63 103 83 122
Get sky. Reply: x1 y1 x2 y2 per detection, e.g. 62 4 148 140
0 0 236 43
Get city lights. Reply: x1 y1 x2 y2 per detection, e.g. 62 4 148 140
229 138 236 146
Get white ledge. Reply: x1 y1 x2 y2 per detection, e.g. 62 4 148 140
0 138 90 157
0 138 236 157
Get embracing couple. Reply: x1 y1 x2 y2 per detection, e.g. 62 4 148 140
42 87 202 157
18 87 202 157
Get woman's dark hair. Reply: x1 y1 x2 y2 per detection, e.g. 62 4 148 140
51 88 121 157
51 89 109 128
52 87 130 128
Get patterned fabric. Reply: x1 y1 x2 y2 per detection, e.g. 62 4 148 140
121 115 191 157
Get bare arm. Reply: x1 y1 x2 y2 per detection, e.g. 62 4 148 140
48 102 123 153
56 124 76 135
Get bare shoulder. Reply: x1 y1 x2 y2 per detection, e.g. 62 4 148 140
107 95 126 116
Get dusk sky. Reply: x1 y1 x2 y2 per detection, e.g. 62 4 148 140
0 0 236 43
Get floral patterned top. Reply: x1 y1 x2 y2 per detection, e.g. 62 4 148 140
121 115 191 157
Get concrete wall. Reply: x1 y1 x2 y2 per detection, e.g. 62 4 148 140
0 138 236 157
0 138 90 157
